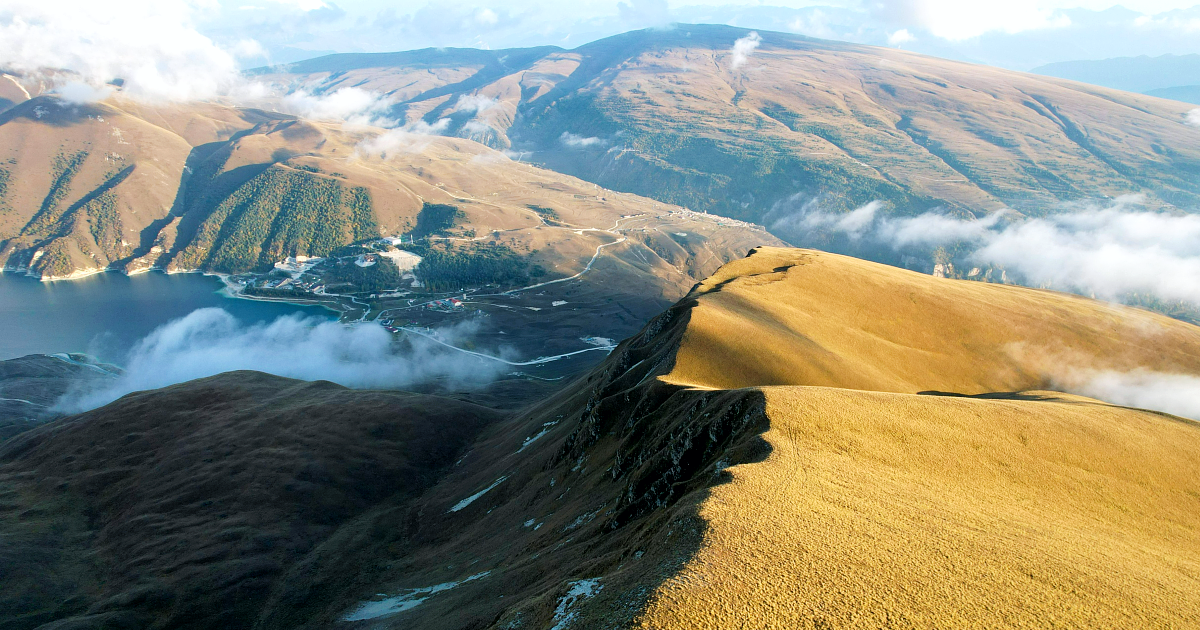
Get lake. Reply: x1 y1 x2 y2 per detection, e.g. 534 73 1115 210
0 271 335 363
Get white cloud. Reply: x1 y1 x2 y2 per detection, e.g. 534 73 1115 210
780 199 882 239
887 29 915 45
617 0 671 28
460 120 496 136
1187 109 1200 127
55 81 113 104
280 86 396 125
730 31 762 69
786 10 838 40
0 0 255 102
1133 12 1200 33
873 0 1071 41
772 195 1200 307
1059 368 1200 421
355 119 453 158
269 0 328 10
966 204 1200 304
474 8 499 26
559 131 608 149
454 93 501 114
881 209 1007 247
56 308 509 412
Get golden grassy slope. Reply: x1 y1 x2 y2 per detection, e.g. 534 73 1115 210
628 248 1200 627
667 247 1200 393
295 247 1200 629
637 387 1200 628
2 247 1197 628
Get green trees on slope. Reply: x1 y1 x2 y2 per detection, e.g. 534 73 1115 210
174 165 382 273
320 257 402 293
407 242 533 292
23 150 88 237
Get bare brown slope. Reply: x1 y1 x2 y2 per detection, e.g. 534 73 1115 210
267 25 1200 217
0 94 776 292
159 117 776 286
0 97 273 279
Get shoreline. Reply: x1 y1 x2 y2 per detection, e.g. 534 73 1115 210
1 266 348 318
210 272 348 318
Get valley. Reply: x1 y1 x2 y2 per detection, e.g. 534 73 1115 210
0 94 776 375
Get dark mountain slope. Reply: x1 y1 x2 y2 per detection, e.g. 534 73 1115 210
0 372 501 629
0 354 120 442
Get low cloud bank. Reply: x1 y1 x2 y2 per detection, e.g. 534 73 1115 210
354 119 454 157
1057 368 1200 421
57 308 510 413
873 0 1070 42
455 94 501 114
0 0 256 102
1188 109 1200 127
770 194 1200 306
280 86 396 126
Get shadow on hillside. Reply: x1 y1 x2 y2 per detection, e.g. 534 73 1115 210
918 390 1071 402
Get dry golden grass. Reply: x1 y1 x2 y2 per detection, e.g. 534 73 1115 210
636 387 1200 628
666 248 1200 393
629 248 1200 628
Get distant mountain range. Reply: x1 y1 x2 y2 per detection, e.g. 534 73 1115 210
1145 84 1200 105
1032 53 1200 98
261 24 1200 222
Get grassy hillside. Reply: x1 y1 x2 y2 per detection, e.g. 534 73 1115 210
171 163 379 273
0 97 280 279
0 372 502 629
0 95 773 310
265 25 1200 222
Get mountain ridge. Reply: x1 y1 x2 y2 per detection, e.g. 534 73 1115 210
3 248 1198 628
257 24 1200 223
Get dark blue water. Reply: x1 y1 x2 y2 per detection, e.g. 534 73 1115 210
0 271 334 363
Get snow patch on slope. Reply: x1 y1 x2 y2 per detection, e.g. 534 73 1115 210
342 571 491 621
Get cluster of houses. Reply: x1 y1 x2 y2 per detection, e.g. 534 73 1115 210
249 276 324 293
425 298 464 312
